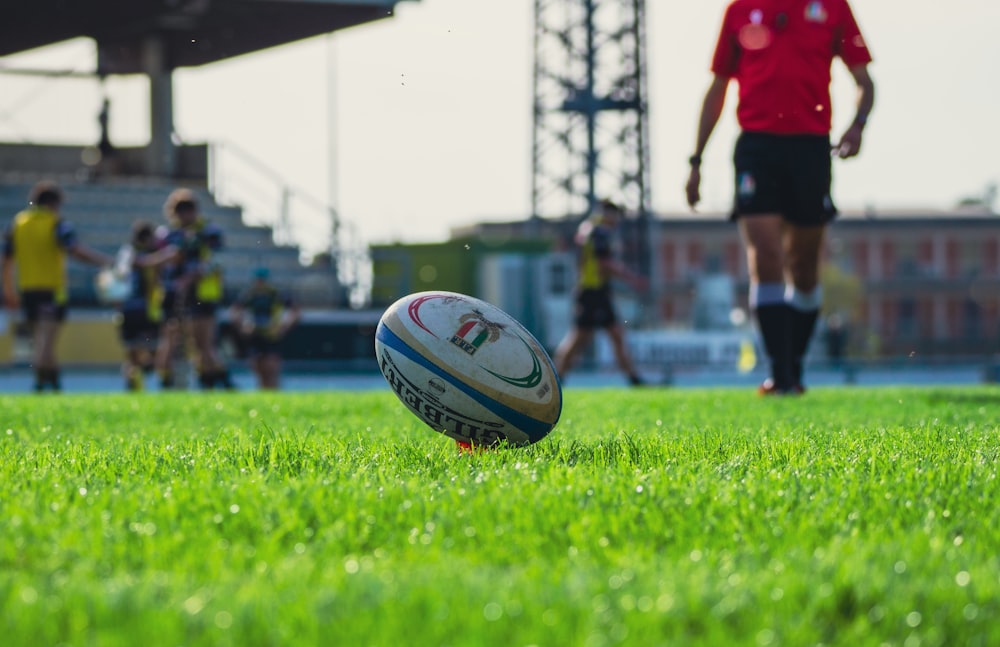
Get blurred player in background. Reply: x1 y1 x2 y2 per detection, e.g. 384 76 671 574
1 181 112 392
156 188 234 390
553 199 647 386
113 220 178 391
229 267 300 390
685 0 875 394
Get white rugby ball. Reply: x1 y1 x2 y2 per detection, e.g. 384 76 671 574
94 267 131 305
375 291 562 447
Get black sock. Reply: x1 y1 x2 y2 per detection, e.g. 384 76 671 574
788 307 820 385
218 369 235 389
755 303 794 389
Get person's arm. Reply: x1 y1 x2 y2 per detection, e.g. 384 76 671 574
56 220 112 267
133 244 179 269
1 255 17 309
600 256 648 292
67 243 113 267
686 74 731 209
833 64 875 159
277 301 301 338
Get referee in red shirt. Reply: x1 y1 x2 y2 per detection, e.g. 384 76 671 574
685 0 875 394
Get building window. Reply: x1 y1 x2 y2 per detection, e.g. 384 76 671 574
549 260 569 295
963 298 982 340
895 239 919 277
898 298 917 338
959 240 982 278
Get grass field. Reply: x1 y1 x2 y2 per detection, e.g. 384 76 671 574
1 385 998 647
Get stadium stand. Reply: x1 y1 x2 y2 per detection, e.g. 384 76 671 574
0 177 343 308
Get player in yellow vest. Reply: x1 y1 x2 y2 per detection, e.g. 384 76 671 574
2 181 112 391
553 199 648 386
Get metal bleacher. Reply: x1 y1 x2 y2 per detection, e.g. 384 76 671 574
0 179 343 307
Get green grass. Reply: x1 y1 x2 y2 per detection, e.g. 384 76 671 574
1 386 999 646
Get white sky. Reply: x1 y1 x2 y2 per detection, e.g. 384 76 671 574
1 0 998 250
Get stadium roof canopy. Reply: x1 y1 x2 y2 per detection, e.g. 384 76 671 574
0 0 410 74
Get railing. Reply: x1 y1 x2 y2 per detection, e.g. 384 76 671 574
206 140 372 307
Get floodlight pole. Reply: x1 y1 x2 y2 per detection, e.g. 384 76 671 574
531 0 652 277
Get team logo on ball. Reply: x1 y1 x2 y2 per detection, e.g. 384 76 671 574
450 311 501 355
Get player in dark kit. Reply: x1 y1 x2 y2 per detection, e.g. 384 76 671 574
229 267 300 390
114 220 177 391
553 199 647 386
155 188 234 390
685 0 875 394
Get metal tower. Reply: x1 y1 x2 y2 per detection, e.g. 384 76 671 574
532 0 651 226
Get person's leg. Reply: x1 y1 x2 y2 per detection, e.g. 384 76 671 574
554 327 594 380
156 319 180 388
780 134 836 390
191 316 219 388
191 314 234 389
605 323 643 385
124 347 145 391
248 355 263 389
260 353 281 390
32 318 61 391
740 215 795 392
783 224 826 388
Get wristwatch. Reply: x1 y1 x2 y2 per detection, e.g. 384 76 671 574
688 154 702 167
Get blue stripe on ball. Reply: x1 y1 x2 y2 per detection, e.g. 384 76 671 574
376 323 553 443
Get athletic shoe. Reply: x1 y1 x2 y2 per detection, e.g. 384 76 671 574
757 378 805 396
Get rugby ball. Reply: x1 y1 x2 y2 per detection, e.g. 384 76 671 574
375 291 562 447
94 267 131 305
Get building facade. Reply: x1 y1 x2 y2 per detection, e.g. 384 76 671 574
384 207 1000 359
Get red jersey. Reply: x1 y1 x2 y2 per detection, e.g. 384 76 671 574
710 0 872 134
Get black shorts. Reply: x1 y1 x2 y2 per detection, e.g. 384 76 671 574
731 132 837 226
21 290 67 324
573 288 617 330
246 333 281 357
162 290 181 321
119 309 160 349
162 288 218 319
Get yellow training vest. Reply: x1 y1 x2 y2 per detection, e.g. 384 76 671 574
10 207 68 299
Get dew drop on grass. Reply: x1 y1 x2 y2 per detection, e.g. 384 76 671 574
183 595 206 615
956 571 971 587
229 504 240 514
483 602 503 621
906 611 922 627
